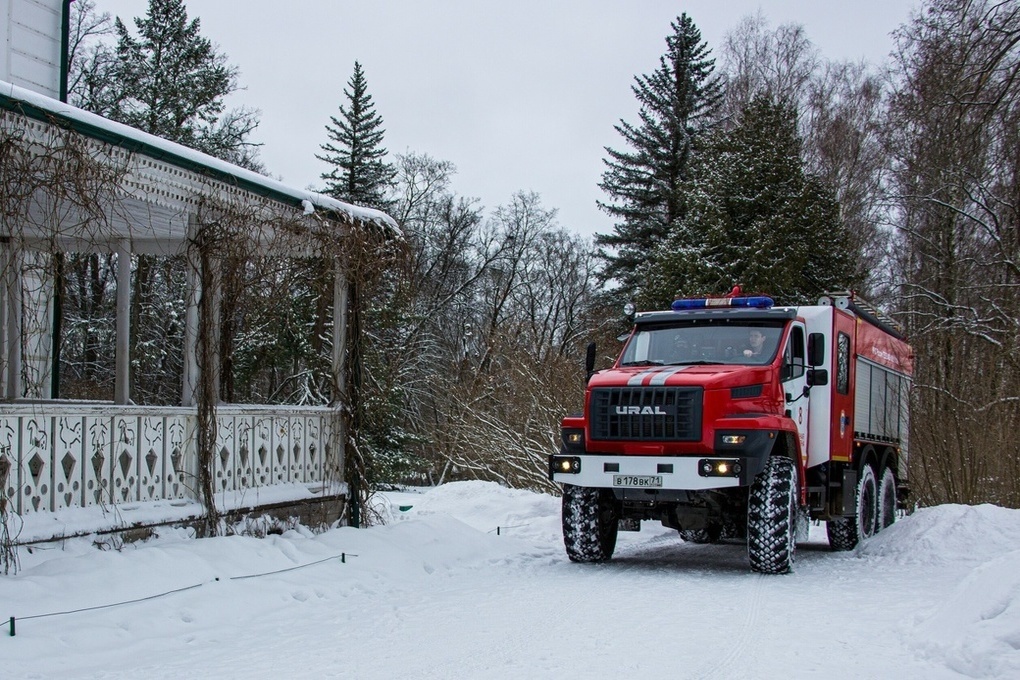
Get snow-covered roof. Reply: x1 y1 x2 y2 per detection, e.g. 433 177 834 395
0 79 397 233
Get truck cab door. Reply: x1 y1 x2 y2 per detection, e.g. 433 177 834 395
781 323 810 464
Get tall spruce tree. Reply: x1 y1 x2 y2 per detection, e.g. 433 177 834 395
652 95 859 306
315 61 396 505
108 0 261 168
596 14 723 298
317 62 395 208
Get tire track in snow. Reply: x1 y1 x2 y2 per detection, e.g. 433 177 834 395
686 572 766 680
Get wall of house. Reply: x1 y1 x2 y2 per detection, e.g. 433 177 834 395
0 0 63 99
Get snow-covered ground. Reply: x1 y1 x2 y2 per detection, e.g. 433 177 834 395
3 481 1019 679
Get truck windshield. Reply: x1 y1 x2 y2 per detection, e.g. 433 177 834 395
619 322 784 367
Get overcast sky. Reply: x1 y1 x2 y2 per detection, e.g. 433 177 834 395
94 1 919 239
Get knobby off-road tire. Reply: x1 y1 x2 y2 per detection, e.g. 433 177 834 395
562 484 619 563
877 467 897 531
747 456 798 574
827 463 878 551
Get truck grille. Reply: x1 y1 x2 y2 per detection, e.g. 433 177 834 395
589 387 703 441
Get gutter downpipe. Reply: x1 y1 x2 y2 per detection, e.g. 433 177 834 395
51 0 74 398
60 0 71 103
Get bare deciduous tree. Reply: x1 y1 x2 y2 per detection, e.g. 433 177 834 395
720 12 820 117
888 0 1020 507
804 60 892 301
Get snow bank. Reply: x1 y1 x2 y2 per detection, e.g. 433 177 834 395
393 480 558 527
859 504 1020 566
911 550 1020 678
849 504 1020 679
372 481 565 560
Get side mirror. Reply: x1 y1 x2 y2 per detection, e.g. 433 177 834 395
585 342 597 382
808 333 826 367
807 368 829 386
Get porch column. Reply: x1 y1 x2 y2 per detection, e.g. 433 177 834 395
0 243 8 396
3 245 22 400
181 236 200 407
332 262 348 397
114 239 131 404
181 218 221 407
209 262 221 402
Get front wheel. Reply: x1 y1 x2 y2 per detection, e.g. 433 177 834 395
828 463 878 550
562 484 619 562
747 456 798 574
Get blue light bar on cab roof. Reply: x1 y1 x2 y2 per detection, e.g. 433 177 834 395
671 296 774 311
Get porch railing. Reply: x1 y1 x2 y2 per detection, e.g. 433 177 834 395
0 402 342 518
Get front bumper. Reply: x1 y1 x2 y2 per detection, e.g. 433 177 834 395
550 454 750 490
549 429 777 490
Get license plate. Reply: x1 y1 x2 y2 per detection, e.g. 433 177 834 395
613 475 663 488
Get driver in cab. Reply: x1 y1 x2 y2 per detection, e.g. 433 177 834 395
743 329 767 358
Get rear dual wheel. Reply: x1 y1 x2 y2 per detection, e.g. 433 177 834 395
828 464 878 551
877 467 898 531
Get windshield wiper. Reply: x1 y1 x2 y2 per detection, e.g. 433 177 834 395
666 360 725 366
620 360 665 367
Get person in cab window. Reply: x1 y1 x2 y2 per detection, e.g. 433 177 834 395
743 329 766 358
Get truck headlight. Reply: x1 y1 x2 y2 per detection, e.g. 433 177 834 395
699 459 742 477
552 456 581 474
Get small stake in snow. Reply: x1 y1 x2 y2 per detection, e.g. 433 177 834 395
9 616 14 637
341 553 345 564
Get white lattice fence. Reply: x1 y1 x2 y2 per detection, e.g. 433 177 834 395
0 404 342 517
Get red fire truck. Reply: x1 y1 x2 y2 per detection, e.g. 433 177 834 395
549 290 913 573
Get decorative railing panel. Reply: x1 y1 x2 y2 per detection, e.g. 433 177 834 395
83 414 112 508
0 420 16 509
166 416 192 501
111 414 139 504
0 404 342 519
138 415 165 503
214 414 239 493
251 415 279 486
20 413 52 513
306 415 323 482
235 417 254 490
53 415 84 511
276 415 299 485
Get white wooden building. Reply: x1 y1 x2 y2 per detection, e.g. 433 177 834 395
0 0 395 544
0 0 64 100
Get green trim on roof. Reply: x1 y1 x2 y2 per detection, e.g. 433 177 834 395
0 89 346 222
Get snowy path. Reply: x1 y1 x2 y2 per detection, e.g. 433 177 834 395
3 482 1019 679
